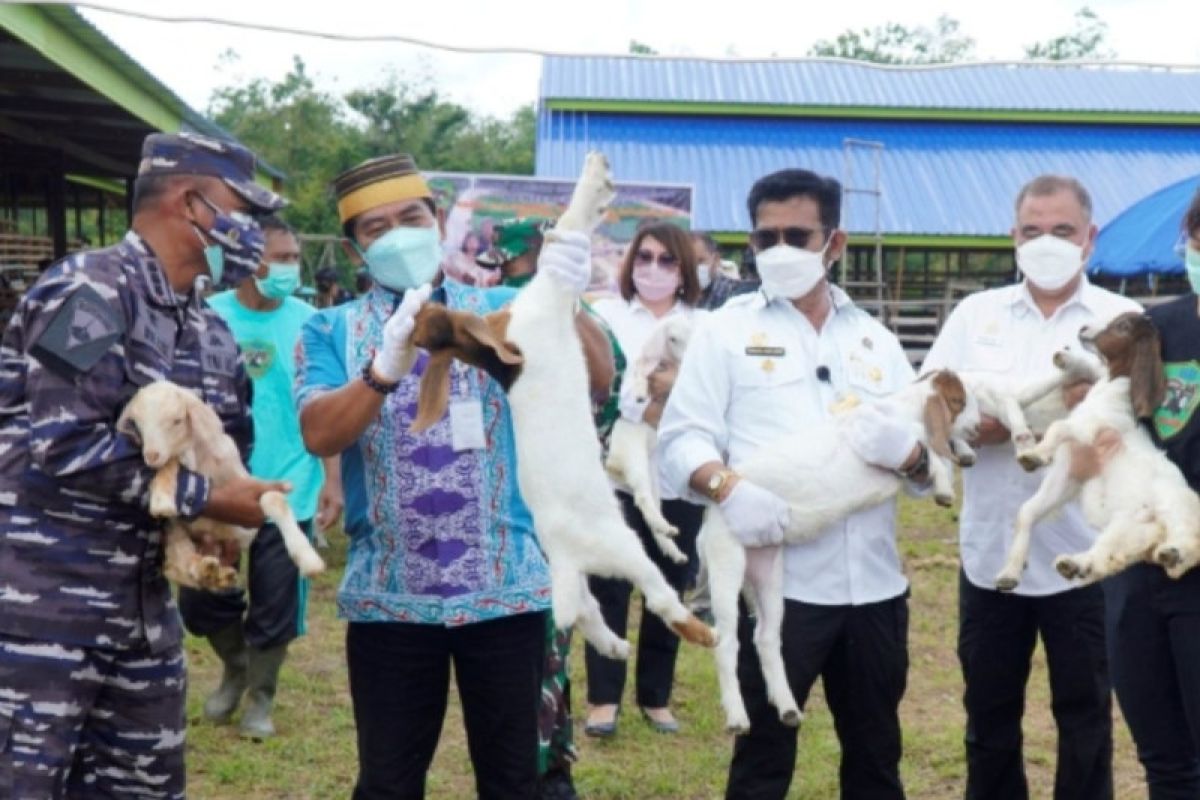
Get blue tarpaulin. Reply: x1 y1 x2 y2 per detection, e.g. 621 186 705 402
1090 175 1200 277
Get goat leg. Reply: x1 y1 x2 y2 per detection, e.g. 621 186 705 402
746 545 801 728
259 490 325 577
997 449 1079 591
149 459 181 518
1058 516 1164 584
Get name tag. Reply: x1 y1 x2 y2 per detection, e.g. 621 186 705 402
745 346 786 357
450 399 486 451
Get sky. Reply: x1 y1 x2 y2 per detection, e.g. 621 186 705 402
74 0 1200 120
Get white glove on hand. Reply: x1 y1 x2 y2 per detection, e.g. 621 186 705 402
371 283 433 383
719 480 790 548
846 403 919 471
537 230 592 295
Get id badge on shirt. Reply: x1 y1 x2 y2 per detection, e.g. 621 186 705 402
450 399 486 451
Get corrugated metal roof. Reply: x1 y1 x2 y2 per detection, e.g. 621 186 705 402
541 56 1200 115
535 111 1200 236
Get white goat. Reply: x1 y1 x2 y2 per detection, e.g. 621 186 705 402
604 315 694 563
997 312 1200 589
705 371 981 733
410 153 714 657
118 381 325 590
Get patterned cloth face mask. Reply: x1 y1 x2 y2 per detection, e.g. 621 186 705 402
190 192 266 289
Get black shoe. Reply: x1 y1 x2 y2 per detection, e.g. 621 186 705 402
537 768 580 800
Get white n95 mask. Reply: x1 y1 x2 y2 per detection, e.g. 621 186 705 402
755 243 829 300
1016 235 1084 292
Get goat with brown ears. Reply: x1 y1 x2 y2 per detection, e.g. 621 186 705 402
406 154 715 658
997 312 1198 590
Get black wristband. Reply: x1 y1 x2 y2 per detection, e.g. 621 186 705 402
361 362 399 395
897 443 931 483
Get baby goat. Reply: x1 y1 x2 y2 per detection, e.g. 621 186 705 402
604 315 695 563
118 381 325 590
409 153 714 658
996 312 1199 590
705 371 981 733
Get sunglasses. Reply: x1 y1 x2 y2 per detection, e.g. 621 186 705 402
750 226 828 251
633 249 680 269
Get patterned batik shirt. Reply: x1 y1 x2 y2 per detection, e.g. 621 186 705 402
0 231 252 652
295 280 550 626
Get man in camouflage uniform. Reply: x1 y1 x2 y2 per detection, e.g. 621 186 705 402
0 132 288 799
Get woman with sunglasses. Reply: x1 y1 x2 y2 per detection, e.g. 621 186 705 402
585 221 705 738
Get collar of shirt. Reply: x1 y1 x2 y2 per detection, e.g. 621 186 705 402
1005 276 1097 321
629 295 687 318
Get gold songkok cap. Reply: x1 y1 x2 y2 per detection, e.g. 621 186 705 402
333 153 432 225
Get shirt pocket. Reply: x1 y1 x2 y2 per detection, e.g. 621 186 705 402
731 353 807 393
845 352 894 400
123 308 176 387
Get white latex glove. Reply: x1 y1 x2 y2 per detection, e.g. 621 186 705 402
719 480 790 548
846 403 919 471
371 283 433 383
537 230 592 295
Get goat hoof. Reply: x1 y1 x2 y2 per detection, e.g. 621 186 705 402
671 615 716 648
779 708 802 727
149 492 177 519
1154 545 1182 569
1052 351 1070 369
725 718 751 736
296 552 326 577
957 453 977 468
995 575 1019 592
935 493 954 508
1055 556 1086 580
1017 453 1044 472
603 639 631 661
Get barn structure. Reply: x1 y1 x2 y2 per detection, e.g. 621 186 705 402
0 3 280 324
535 56 1200 345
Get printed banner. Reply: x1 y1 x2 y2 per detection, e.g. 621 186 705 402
426 171 693 290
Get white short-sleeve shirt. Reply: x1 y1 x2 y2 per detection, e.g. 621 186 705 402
657 286 915 606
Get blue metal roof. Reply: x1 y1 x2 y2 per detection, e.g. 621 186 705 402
1091 175 1200 276
535 111 1200 237
541 57 1200 115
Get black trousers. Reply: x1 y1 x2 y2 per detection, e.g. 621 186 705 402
177 520 310 649
347 611 547 800
1105 564 1200 799
726 593 909 800
584 493 702 708
958 571 1112 800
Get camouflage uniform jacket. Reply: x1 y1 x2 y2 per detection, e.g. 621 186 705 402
0 231 251 653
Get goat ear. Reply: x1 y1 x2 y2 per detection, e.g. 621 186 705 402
923 393 955 460
1130 331 1167 419
184 391 226 445
412 352 454 433
116 399 141 447
466 312 523 366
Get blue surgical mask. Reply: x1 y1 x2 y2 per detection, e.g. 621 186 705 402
254 262 301 299
1186 246 1200 295
356 226 441 292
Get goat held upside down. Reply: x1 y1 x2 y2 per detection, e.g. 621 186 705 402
704 371 981 733
997 311 1200 591
409 153 714 657
119 381 325 590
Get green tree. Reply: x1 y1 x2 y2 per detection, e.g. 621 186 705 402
808 15 976 64
629 40 658 55
1023 6 1114 60
208 57 536 237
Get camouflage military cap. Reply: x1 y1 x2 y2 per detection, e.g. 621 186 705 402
138 131 286 213
478 216 553 267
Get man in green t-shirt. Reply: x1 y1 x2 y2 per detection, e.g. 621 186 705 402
179 216 343 740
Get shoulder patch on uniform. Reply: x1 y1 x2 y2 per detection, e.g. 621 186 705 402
30 283 125 377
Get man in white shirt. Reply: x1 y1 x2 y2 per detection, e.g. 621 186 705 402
659 168 928 800
922 175 1139 800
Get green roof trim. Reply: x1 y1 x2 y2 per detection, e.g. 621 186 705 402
710 232 1014 249
66 174 127 196
544 98 1200 126
0 4 182 132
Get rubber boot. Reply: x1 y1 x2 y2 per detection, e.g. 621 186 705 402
239 643 288 740
203 622 248 723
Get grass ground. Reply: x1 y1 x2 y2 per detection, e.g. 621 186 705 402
185 496 1144 799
